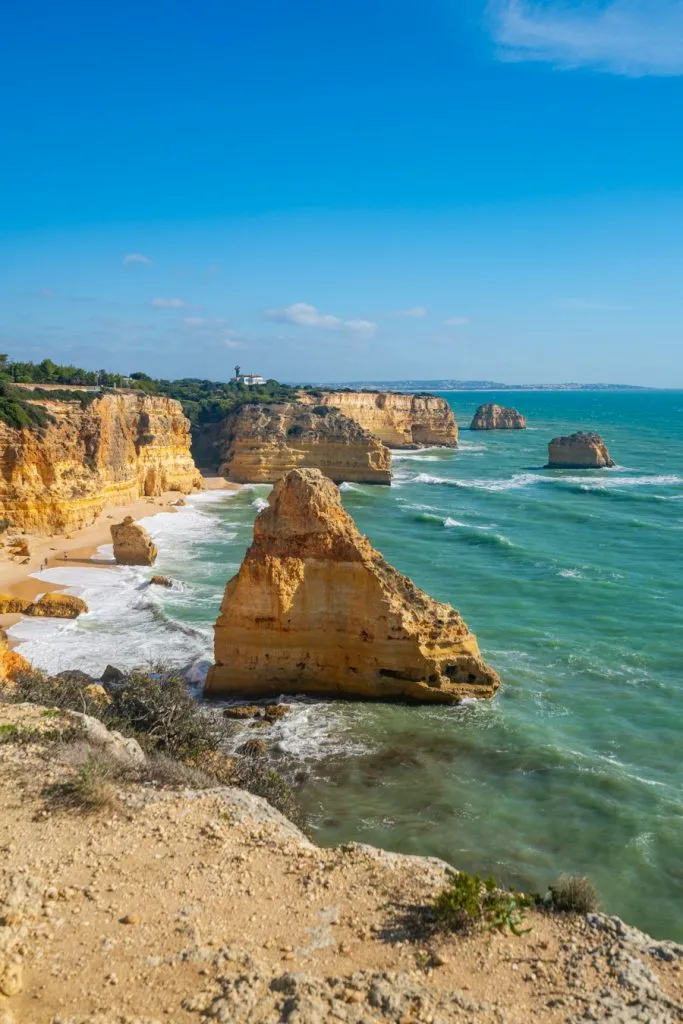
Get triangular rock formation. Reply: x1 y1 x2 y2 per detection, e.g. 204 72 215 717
204 469 499 703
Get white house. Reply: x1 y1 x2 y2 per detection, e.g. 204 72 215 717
231 365 266 386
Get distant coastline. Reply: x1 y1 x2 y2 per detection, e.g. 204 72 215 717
300 380 664 393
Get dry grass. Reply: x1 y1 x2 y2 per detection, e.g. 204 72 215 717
550 874 599 914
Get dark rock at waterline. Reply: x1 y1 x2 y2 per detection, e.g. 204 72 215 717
150 575 174 588
237 738 268 757
224 705 262 720
54 669 94 686
101 664 125 684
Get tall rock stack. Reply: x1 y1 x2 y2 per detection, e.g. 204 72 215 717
204 468 499 703
546 432 615 469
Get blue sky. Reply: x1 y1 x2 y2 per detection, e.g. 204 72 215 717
2 0 682 385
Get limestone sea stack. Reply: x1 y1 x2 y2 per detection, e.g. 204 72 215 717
0 628 30 687
204 468 500 703
546 432 615 469
470 404 526 430
111 516 158 565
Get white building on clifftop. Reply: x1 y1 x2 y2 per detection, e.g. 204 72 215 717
231 365 266 386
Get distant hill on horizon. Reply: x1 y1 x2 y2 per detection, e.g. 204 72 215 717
302 379 659 393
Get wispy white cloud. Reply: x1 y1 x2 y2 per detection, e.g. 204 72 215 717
490 0 683 76
183 316 227 327
123 253 154 266
150 297 185 309
391 306 428 318
265 302 342 329
265 302 377 338
344 318 377 339
555 297 631 311
442 316 470 326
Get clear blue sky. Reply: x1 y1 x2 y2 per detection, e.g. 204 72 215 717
2 1 682 385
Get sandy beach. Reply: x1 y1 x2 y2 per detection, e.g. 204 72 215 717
0 474 239 636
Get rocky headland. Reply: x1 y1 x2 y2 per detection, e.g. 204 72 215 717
0 698 681 1024
205 402 392 485
546 432 615 469
298 390 459 448
470 404 526 430
0 392 203 535
205 468 499 702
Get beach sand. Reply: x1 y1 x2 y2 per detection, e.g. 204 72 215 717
0 475 239 637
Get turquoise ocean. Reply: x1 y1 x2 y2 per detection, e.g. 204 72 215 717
10 390 683 941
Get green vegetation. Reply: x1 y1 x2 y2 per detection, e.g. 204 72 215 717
549 874 599 914
433 870 533 936
0 354 302 433
0 355 125 388
3 665 305 824
130 374 299 428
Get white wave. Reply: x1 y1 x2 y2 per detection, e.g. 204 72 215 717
339 482 360 492
251 497 269 511
558 568 585 580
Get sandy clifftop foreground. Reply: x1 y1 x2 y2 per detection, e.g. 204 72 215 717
0 392 203 534
1 702 681 1024
298 390 458 448
205 468 499 702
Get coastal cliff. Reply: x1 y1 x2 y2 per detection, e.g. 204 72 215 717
0 392 203 534
298 391 458 448
205 468 499 702
210 402 392 484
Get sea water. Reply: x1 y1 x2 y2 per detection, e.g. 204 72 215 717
10 390 683 941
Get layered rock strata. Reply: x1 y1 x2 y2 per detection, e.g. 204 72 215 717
298 391 458 448
470 404 526 430
212 402 391 485
0 392 203 534
546 432 615 468
205 468 499 702
111 516 158 565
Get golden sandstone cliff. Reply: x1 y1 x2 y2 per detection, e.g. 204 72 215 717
211 402 392 485
547 432 615 469
205 468 499 702
0 392 202 534
298 390 458 448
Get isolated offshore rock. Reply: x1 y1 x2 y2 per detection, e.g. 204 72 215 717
205 469 499 703
111 516 158 566
298 390 458 448
470 403 526 430
546 432 615 469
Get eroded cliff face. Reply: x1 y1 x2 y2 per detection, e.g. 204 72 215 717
546 432 615 469
205 468 499 703
211 403 392 485
298 391 458 448
0 393 203 534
